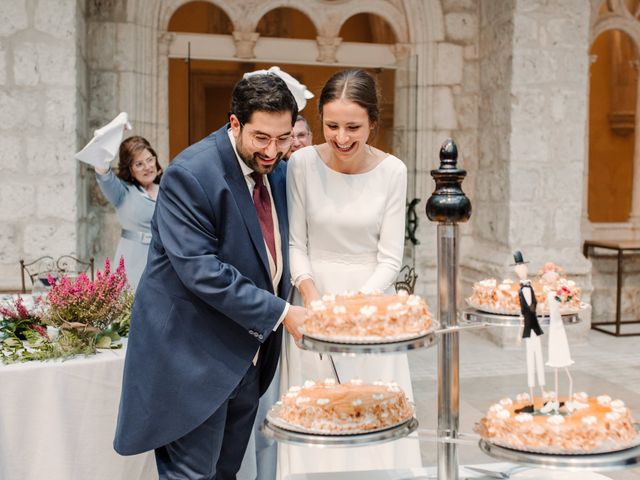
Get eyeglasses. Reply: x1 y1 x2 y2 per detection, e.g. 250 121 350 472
240 122 293 150
132 156 157 171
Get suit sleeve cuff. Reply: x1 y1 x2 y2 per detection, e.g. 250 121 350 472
274 302 290 331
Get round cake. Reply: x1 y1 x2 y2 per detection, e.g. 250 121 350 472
467 263 581 315
303 291 432 340
274 379 413 433
475 392 637 453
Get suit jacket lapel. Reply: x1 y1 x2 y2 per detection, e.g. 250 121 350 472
215 126 271 280
268 166 290 300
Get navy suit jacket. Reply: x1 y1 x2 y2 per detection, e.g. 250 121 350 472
113 125 291 456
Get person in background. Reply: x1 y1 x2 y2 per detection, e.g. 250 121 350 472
285 115 313 160
94 136 162 291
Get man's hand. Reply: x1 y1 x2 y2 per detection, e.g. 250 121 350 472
283 305 307 342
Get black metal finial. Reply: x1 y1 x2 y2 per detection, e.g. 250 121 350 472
425 138 472 223
439 139 458 169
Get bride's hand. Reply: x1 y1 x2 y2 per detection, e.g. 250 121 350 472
298 278 321 308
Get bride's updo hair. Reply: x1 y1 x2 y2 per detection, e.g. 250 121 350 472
318 69 379 125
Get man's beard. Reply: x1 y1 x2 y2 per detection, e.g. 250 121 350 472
236 135 283 174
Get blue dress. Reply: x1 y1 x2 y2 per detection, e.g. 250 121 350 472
96 170 156 290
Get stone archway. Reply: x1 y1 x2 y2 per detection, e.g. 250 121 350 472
588 0 640 239
86 0 446 296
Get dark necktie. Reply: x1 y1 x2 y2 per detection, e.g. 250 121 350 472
250 172 277 264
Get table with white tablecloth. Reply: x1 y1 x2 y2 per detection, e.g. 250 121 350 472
0 342 157 480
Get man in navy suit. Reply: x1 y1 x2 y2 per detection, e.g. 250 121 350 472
113 73 306 480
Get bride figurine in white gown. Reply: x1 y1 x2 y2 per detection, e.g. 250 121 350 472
278 69 422 478
544 289 574 413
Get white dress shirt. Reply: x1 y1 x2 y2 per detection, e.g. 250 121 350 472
228 130 289 363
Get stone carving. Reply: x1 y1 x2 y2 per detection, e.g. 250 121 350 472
232 31 260 59
316 36 342 63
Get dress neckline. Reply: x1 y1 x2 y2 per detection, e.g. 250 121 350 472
312 146 391 176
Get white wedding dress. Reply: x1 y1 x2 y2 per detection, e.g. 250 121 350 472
546 292 574 368
278 146 422 478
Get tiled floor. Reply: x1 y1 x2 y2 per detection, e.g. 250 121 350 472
408 326 640 479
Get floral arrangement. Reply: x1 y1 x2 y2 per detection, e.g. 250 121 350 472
1 258 133 363
554 285 574 304
0 296 47 341
46 257 132 339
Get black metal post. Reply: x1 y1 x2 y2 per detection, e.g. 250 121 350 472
426 139 471 480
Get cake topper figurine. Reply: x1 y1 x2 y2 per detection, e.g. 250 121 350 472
545 287 575 413
512 251 546 413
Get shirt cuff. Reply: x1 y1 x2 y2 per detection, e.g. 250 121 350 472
274 302 290 331
293 273 313 288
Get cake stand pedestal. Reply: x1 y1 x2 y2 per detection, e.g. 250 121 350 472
261 417 419 448
478 439 640 472
298 328 438 355
461 308 581 327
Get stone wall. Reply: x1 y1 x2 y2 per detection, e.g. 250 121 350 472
410 0 479 304
460 0 593 345
0 0 87 291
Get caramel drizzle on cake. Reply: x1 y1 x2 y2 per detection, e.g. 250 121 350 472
476 393 637 452
278 379 413 433
468 267 581 315
304 291 432 338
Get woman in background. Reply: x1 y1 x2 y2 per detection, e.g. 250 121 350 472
94 136 162 290
280 69 422 477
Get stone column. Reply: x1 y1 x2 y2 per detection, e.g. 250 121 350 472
233 31 259 59
316 36 341 63
464 0 593 345
0 0 87 291
628 60 640 237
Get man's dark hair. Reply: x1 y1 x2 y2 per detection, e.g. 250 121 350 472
230 73 298 126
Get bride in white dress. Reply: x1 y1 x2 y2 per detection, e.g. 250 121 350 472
278 70 422 478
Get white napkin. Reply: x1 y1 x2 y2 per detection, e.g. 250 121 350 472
75 112 132 169
243 66 314 111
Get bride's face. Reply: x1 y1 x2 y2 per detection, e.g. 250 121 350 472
322 99 373 161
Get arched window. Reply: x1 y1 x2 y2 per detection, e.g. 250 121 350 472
588 29 638 222
256 7 317 40
339 13 397 44
168 1 233 35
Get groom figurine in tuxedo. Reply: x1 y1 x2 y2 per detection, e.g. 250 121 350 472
512 251 547 413
113 73 306 480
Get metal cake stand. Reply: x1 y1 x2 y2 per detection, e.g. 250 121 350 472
478 439 640 472
263 140 638 478
461 308 581 327
261 416 419 448
298 324 439 355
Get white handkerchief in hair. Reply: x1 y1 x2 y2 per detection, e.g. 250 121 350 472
75 112 132 168
243 66 314 111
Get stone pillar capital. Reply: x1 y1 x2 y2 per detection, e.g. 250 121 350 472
392 43 412 63
158 32 175 56
232 31 260 59
316 36 342 63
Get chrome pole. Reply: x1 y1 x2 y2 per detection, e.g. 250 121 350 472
426 139 471 480
437 223 460 479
